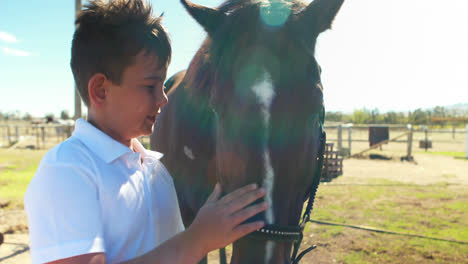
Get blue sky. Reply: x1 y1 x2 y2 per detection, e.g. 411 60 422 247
0 0 467 117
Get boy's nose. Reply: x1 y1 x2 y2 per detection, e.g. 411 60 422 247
155 89 169 107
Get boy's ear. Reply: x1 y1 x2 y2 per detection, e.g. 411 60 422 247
88 73 109 107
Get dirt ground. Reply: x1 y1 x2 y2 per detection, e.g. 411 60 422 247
1 152 467 263
0 210 29 264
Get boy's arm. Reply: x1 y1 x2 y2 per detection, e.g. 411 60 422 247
46 253 106 264
43 183 266 264
123 183 267 264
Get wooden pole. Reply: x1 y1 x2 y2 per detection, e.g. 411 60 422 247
466 125 468 159
351 131 410 158
337 124 342 153
424 127 428 152
452 123 456 139
36 127 40 149
407 124 413 161
41 127 46 149
74 0 82 120
348 126 352 157
67 125 72 138
7 126 11 146
15 126 19 142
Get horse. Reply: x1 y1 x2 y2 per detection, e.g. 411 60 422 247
150 0 344 263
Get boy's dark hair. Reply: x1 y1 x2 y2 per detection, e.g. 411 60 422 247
70 0 171 106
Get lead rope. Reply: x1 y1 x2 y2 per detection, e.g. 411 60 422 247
291 111 327 264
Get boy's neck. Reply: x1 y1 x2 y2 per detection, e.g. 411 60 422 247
87 113 133 149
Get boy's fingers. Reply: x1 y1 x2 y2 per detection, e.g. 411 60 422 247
226 188 266 214
232 221 265 240
206 183 222 203
231 202 269 224
220 184 258 204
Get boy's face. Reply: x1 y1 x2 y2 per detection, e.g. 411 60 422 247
103 50 168 143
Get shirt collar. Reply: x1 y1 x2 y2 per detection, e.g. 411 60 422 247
132 137 164 161
72 118 163 163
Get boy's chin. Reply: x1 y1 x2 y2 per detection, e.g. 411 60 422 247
140 127 154 137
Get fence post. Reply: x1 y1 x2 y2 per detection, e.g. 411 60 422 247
348 125 353 157
66 125 72 138
452 123 456 139
424 126 429 152
466 125 468 158
7 126 11 146
337 124 342 153
407 124 413 160
62 126 67 141
15 126 19 142
41 127 46 148
36 126 40 149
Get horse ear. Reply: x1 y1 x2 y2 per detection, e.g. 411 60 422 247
180 0 226 34
297 0 344 34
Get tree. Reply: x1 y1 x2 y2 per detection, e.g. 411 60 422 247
325 111 343 122
433 106 447 117
23 112 32 121
383 111 398 124
369 108 385 124
60 110 71 120
351 108 371 124
409 109 429 125
45 113 55 123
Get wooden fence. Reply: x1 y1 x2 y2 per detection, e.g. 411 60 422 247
324 124 467 159
0 123 153 150
0 124 73 150
0 123 466 157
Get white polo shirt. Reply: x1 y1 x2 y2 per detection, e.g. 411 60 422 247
24 118 184 264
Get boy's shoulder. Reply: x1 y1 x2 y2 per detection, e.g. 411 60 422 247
24 136 100 208
40 135 96 167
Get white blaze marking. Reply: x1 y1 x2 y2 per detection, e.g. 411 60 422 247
184 146 195 160
251 71 275 264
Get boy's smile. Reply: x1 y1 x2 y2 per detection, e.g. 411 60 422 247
88 50 168 148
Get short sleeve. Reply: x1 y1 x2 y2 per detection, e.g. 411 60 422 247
24 160 105 264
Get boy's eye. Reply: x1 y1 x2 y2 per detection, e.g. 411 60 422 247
145 85 155 90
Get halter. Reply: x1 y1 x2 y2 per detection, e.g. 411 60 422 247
246 108 327 264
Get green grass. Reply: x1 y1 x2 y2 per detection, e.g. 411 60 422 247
0 149 47 208
418 151 467 158
1 149 468 263
307 181 468 263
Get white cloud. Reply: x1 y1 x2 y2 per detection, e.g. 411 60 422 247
2 47 32 56
0 31 18 43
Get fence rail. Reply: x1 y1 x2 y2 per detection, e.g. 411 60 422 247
324 124 467 158
0 124 73 150
0 123 466 157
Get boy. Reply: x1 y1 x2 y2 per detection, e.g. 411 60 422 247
24 0 267 263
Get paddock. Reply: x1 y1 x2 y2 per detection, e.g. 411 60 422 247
0 126 467 263
1 121 465 155
323 124 467 157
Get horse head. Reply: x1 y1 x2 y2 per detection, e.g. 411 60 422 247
156 0 344 263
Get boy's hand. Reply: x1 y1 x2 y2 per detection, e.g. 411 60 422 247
187 183 268 256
